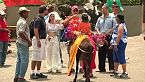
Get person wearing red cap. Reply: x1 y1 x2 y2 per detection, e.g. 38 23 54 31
63 5 82 73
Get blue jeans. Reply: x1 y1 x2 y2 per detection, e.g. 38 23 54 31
0 41 8 65
15 43 29 78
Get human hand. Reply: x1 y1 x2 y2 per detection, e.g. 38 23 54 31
37 40 41 48
28 40 32 47
109 45 113 50
113 45 118 51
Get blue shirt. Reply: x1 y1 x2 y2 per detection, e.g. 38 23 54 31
34 15 46 38
111 23 127 45
95 15 117 33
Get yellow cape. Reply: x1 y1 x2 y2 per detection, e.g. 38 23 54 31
68 35 88 76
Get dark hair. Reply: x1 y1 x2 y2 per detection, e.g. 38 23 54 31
48 14 55 23
39 5 47 13
102 4 109 9
116 14 125 23
82 13 89 22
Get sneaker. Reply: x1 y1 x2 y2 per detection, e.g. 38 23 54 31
48 70 52 73
120 72 128 78
56 70 61 73
96 69 106 72
30 73 38 79
0 64 4 68
14 77 19 82
36 73 47 78
109 70 114 73
71 68 75 73
17 78 26 82
110 72 119 78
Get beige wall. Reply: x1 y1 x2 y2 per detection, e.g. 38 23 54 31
6 6 40 26
123 6 143 36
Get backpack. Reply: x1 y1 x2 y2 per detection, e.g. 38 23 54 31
29 20 35 39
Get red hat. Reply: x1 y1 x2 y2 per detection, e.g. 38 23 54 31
71 5 78 10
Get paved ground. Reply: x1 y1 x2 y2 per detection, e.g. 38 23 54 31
0 35 145 82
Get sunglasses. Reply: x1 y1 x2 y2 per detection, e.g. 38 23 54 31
73 9 78 12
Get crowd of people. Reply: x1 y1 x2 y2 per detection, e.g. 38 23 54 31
0 1 128 82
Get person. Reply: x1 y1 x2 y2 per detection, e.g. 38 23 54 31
110 5 120 17
30 5 48 79
110 5 129 60
95 4 117 72
0 10 9 67
78 13 91 35
14 7 31 82
106 0 124 14
78 13 96 77
63 5 82 72
110 14 128 78
45 5 61 21
46 12 64 73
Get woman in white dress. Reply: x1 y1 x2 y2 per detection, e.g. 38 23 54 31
46 12 64 73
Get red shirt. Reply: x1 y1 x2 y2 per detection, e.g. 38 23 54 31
0 19 9 42
68 17 81 31
78 22 91 34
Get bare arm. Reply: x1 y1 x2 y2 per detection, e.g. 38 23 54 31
19 31 31 43
62 15 77 26
105 28 114 34
115 24 124 45
96 28 101 34
34 28 40 42
63 16 73 25
18 22 32 47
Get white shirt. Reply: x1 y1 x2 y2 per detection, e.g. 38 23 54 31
16 17 30 46
46 22 63 33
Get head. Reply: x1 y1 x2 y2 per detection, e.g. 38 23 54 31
101 4 109 15
48 12 55 23
81 13 89 22
47 5 55 13
0 11 6 19
112 5 119 15
71 5 79 15
116 14 125 24
39 5 48 16
18 7 30 19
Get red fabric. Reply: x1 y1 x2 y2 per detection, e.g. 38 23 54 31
0 19 9 42
68 17 81 32
78 22 91 34
3 0 45 7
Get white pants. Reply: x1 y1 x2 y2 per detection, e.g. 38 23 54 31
32 37 46 61
46 36 61 71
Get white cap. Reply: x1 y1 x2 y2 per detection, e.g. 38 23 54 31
0 11 6 15
18 7 30 12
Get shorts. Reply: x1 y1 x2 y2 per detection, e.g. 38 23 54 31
32 37 46 61
113 40 127 64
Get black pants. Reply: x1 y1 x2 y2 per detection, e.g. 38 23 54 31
98 35 114 71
